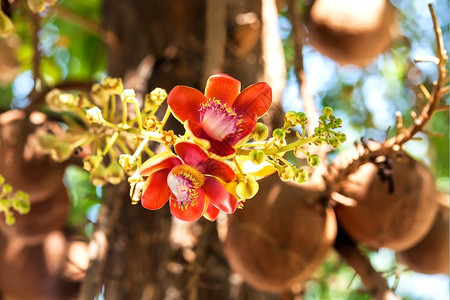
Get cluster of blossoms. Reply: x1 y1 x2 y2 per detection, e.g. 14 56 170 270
39 73 345 222
0 175 30 225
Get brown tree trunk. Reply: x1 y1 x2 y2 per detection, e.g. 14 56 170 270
93 0 274 299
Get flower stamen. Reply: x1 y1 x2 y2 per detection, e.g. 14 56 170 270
168 164 205 209
199 98 242 141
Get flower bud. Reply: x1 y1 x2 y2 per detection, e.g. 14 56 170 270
106 161 125 185
119 154 137 173
162 130 176 146
5 214 15 226
296 112 307 124
252 122 268 141
307 154 320 167
322 106 333 118
45 89 78 112
11 191 30 214
143 116 158 131
83 155 103 172
272 128 286 140
333 117 343 128
86 106 105 124
294 168 308 184
2 183 12 195
149 88 167 104
329 137 340 148
277 165 294 181
91 83 109 105
101 77 124 95
284 111 299 127
314 127 324 136
249 149 265 165
90 164 108 186
0 175 4 185
337 133 347 143
50 142 73 162
236 177 259 200
121 89 136 103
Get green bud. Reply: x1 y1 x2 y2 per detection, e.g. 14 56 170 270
294 169 308 184
337 133 347 143
252 122 268 141
38 133 59 150
236 178 259 200
12 191 30 214
50 142 73 162
249 149 266 165
314 127 324 136
333 118 343 128
296 112 307 124
106 161 125 185
277 165 294 181
323 106 333 118
90 164 108 186
329 137 340 148
284 111 299 127
83 155 103 172
2 184 12 195
307 154 320 167
5 214 15 226
272 128 286 140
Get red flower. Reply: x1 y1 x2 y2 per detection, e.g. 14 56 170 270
139 142 238 221
168 73 272 157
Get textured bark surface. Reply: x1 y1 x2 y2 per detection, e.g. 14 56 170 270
99 0 271 299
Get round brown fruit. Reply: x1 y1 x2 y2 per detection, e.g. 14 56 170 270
334 149 438 251
306 0 398 66
0 183 71 244
397 192 449 274
0 110 66 203
224 174 337 292
0 231 87 300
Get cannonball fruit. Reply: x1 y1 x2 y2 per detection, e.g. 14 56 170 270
306 0 398 66
224 174 337 292
334 149 438 251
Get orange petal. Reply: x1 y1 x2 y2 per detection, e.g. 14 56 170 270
203 203 220 221
140 151 181 176
205 74 241 107
168 86 205 124
170 189 205 222
233 82 272 119
174 142 208 167
141 169 171 210
197 159 236 182
202 177 237 214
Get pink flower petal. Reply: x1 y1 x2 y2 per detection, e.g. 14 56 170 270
226 118 256 147
202 177 237 214
170 189 206 221
197 159 236 182
141 169 171 210
232 82 272 119
140 151 181 176
168 86 205 124
174 142 208 167
204 74 241 107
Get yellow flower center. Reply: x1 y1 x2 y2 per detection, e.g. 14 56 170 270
168 164 205 209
